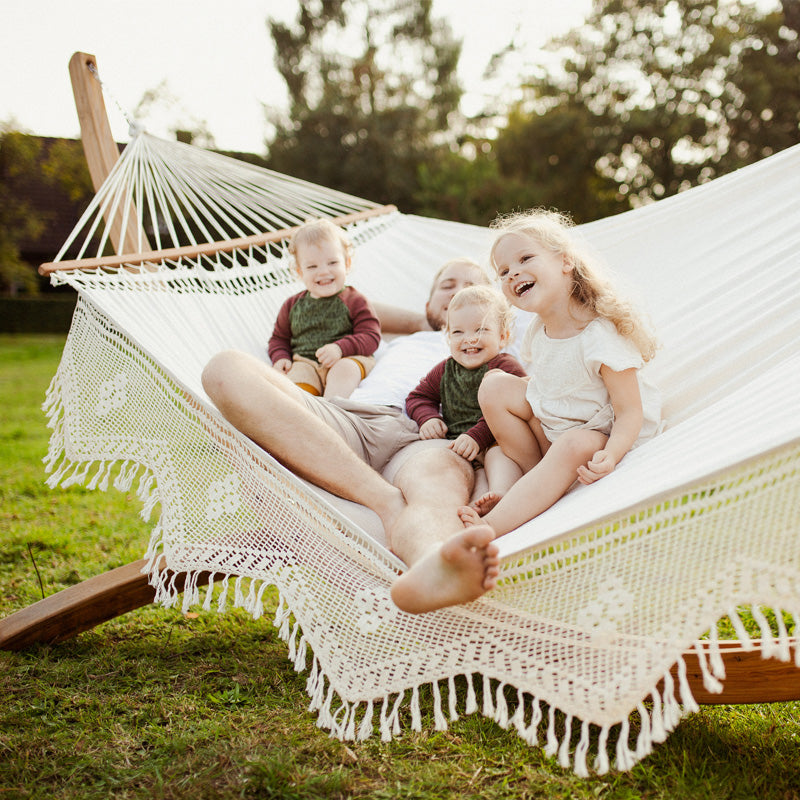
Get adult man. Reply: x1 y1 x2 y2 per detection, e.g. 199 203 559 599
201 258 500 614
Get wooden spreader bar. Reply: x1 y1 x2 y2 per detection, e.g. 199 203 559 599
39 205 398 276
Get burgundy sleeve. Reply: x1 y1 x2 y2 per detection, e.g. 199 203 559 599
335 287 382 357
267 293 299 363
463 353 528 450
405 360 448 429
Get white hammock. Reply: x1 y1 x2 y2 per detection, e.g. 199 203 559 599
42 132 800 775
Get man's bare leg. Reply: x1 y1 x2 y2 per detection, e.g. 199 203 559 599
388 446 500 614
202 350 406 533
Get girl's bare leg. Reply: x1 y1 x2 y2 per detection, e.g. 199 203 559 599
473 429 608 536
474 446 523 515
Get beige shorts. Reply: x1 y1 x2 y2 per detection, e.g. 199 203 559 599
296 394 420 473
287 354 376 396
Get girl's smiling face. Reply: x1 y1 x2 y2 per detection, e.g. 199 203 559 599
492 232 573 316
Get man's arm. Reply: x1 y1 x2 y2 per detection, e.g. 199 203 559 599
372 301 431 335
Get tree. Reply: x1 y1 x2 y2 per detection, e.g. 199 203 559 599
0 127 46 295
489 0 800 219
265 0 464 210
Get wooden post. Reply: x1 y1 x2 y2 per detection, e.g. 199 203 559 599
69 51 149 255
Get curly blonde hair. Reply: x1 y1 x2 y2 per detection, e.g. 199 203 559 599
489 209 658 361
288 218 354 265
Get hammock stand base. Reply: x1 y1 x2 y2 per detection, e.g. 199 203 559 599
1 564 799 706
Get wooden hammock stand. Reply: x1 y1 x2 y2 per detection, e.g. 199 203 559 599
2 52 800 708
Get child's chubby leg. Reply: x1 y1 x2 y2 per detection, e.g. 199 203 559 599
474 445 523 516
323 357 364 399
461 428 608 535
469 371 545 515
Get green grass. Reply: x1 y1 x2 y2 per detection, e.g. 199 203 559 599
1 333 799 799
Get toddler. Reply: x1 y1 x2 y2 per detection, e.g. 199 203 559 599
460 209 662 535
268 219 381 398
406 284 526 499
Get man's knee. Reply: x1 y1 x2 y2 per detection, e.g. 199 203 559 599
202 350 239 402
395 445 474 501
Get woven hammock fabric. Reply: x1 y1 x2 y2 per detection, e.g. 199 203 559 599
44 134 800 775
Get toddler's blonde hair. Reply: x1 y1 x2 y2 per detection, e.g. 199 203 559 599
489 209 657 361
288 218 353 265
446 284 515 342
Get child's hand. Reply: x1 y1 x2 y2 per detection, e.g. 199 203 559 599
419 418 448 440
315 343 343 368
448 433 480 461
273 358 292 374
576 449 616 485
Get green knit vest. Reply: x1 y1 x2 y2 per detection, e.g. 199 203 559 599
439 359 489 439
289 292 353 359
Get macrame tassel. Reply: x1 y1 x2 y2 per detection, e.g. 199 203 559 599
447 676 458 722
45 456 72 489
388 691 404 736
234 576 246 610
649 688 667 743
594 725 611 775
493 682 509 729
694 641 723 694
729 606 755 650
676 656 700 713
344 703 357 741
707 623 726 680
294 635 307 673
86 460 107 490
287 621 300 663
113 460 134 491
61 460 92 488
615 718 636 771
482 674 494 717
306 656 320 702
357 700 374 741
752 605 774 656
775 609 791 662
635 702 653 760
379 696 392 742
251 581 269 621
317 685 335 731
509 688 526 734
557 713 573 769
544 705 558 758
410 685 422 731
180 571 200 613
660 669 681 730
521 697 541 746
432 681 448 731
573 720 591 778
137 470 158 520
465 673 477 715
217 574 230 613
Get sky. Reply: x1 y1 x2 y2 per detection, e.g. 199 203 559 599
2 0 593 154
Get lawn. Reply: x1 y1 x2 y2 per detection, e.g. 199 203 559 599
1 333 799 800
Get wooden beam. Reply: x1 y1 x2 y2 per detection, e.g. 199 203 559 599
2 561 799 707
68 51 149 256
38 205 397 275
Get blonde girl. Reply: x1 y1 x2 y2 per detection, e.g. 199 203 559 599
459 208 662 535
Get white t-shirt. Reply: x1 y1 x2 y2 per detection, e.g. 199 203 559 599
350 331 449 412
523 317 662 444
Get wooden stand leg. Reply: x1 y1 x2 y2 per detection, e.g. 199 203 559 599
0 560 204 651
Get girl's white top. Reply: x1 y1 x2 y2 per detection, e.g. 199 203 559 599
523 317 663 444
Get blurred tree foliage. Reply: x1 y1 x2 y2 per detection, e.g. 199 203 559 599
265 0 464 212
0 128 45 294
486 0 800 221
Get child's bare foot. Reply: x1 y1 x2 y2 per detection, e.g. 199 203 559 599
457 504 481 526
472 491 503 516
390 525 500 614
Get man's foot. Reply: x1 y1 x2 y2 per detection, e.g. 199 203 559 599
390 525 500 614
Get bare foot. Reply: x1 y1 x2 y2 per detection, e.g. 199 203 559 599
457 504 481 526
472 491 502 516
390 525 500 614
